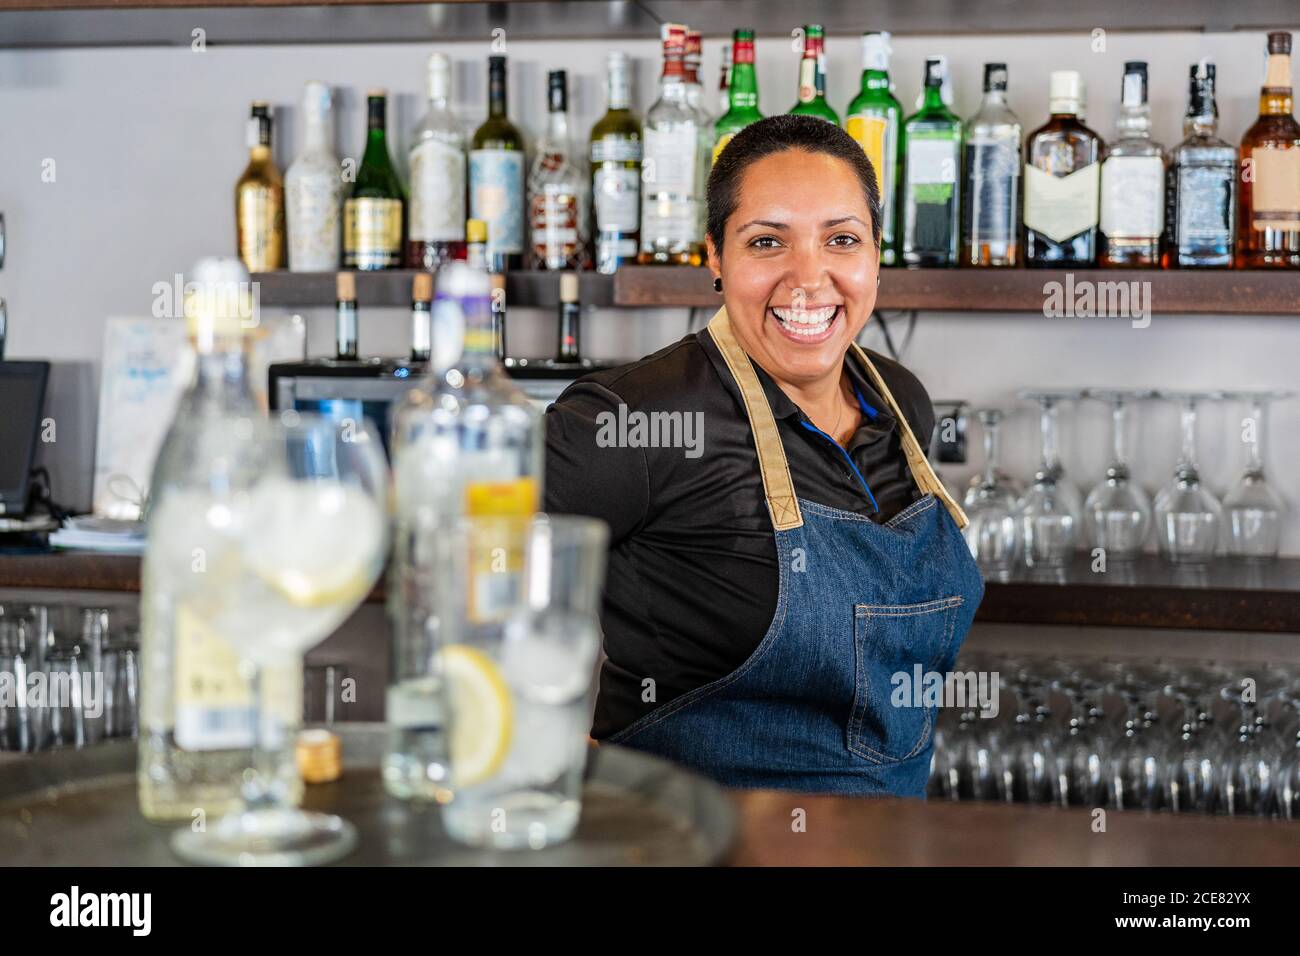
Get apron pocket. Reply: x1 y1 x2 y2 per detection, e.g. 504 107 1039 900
847 596 964 765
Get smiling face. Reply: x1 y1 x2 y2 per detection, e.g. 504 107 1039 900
707 149 879 390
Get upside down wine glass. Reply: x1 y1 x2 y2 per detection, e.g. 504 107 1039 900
1017 390 1083 568
1222 390 1292 560
962 409 1021 576
1083 390 1153 560
1153 391 1223 564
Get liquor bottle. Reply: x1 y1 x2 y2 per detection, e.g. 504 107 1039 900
335 271 358 360
789 24 839 124
285 82 342 272
961 64 1021 267
713 28 762 164
407 53 467 270
139 258 298 820
684 29 711 259
1237 31 1300 268
409 272 433 362
235 102 285 272
685 29 707 118
386 261 543 800
1023 71 1105 267
639 23 705 266
557 272 581 363
899 57 962 267
718 42 732 117
1099 62 1165 267
529 70 588 271
467 216 489 270
344 91 405 271
1164 61 1236 268
846 32 903 265
590 51 642 275
470 56 527 271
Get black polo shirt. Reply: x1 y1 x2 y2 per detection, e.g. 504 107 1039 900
543 327 936 739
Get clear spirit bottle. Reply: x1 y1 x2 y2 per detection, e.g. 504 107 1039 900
1099 62 1165 267
407 53 467 270
961 63 1021 266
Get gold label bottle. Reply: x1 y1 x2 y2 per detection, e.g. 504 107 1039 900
235 102 285 273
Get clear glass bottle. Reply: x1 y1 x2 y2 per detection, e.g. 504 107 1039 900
899 57 962 267
684 29 712 258
1023 71 1106 267
385 261 542 802
285 82 342 272
529 70 589 271
1099 62 1165 267
789 24 839 124
589 51 642 274
717 41 732 117
639 23 704 266
407 53 467 270
235 102 284 273
1237 31 1300 268
961 63 1021 266
845 32 903 265
139 258 298 821
1164 61 1235 268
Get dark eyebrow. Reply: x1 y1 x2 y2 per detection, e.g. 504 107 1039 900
823 216 869 229
735 219 788 231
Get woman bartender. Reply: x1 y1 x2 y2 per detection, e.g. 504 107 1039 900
545 115 983 797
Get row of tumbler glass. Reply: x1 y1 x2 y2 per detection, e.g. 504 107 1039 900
0 604 139 753
929 652 1300 819
961 389 1292 572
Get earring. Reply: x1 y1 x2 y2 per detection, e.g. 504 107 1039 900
876 275 881 286
713 277 723 293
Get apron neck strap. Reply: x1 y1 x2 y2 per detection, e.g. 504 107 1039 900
706 307 969 531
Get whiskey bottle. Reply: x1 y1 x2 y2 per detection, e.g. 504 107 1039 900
1099 62 1165 267
1237 31 1300 268
1165 61 1235 268
1023 71 1105 267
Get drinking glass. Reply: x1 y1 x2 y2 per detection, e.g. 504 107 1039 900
1153 391 1223 564
1082 390 1154 560
0 606 46 752
962 409 1021 577
170 412 389 866
1221 390 1291 561
1106 662 1165 811
436 514 610 850
1277 687 1300 821
1050 661 1111 807
999 659 1060 805
1017 390 1084 568
1216 677 1280 817
102 624 140 739
1161 664 1220 813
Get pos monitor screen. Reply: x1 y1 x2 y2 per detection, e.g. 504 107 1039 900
0 361 50 516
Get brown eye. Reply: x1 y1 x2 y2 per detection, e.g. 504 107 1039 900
829 233 861 247
748 235 782 249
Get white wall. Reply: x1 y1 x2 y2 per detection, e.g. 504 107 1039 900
1 28 1298 552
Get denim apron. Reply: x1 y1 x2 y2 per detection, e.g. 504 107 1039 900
605 307 985 797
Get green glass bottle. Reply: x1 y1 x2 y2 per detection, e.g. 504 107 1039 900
845 32 903 265
470 55 527 270
789 25 839 124
900 57 962 267
712 29 762 165
344 90 406 271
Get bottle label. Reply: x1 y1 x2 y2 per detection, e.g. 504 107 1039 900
1251 146 1300 232
1177 165 1233 243
591 136 642 163
469 149 525 254
174 604 255 751
847 114 892 195
530 184 581 266
712 132 736 166
409 138 466 243
344 197 403 268
644 126 699 196
1100 155 1165 238
286 168 342 272
594 166 641 232
237 184 284 272
964 139 1020 242
464 478 539 625
1023 162 1100 243
906 135 958 204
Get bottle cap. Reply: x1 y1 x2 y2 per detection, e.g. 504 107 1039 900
466 218 488 244
1121 61 1148 106
861 31 892 71
427 52 451 101
336 271 356 302
1048 70 1085 113
296 729 342 785
302 80 332 117
560 272 580 303
548 70 568 113
983 62 1008 92
1268 31 1291 56
366 88 387 98
685 29 702 57
412 272 433 303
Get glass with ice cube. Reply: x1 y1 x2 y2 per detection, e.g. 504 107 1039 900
437 514 609 850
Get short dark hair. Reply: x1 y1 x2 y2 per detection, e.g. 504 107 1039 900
706 114 882 255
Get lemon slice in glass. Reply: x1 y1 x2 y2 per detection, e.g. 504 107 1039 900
442 644 513 788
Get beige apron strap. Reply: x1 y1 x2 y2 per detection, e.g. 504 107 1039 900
849 342 970 530
706 307 803 531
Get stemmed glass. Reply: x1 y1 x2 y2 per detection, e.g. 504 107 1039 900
999 659 1060 805
1277 685 1300 820
1162 664 1220 813
962 409 1021 577
1082 390 1154 560
170 412 389 866
1106 662 1165 811
1153 391 1223 564
1221 390 1292 560
1017 390 1083 569
1050 661 1111 807
1216 677 1282 817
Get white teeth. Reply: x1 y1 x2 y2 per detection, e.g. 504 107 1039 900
772 305 836 337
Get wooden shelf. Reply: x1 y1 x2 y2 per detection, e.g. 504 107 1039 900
1 0 1295 48
6 551 1300 633
252 269 615 309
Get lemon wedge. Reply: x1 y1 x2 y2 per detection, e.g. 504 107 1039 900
442 644 513 788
